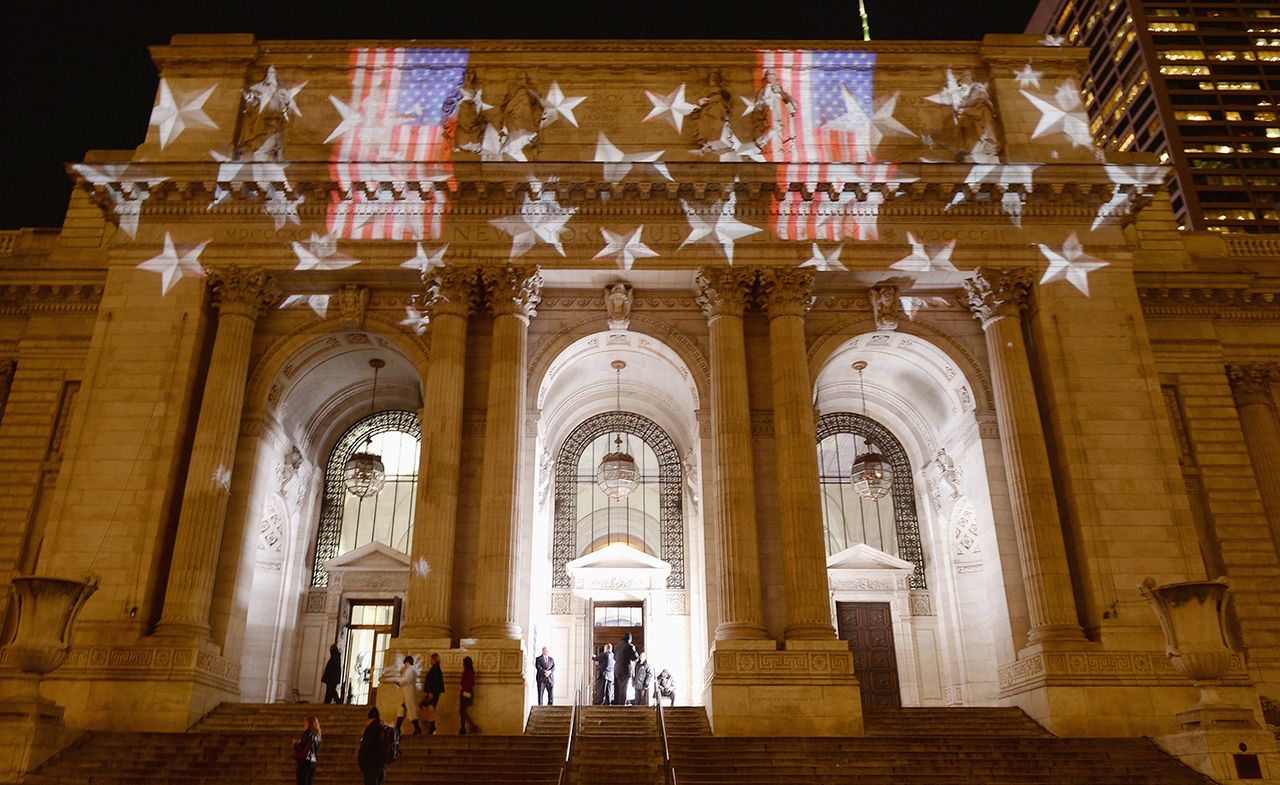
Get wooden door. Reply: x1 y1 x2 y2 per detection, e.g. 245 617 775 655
836 601 901 709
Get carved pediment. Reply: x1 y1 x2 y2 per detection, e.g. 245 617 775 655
826 543 915 573
565 543 671 592
322 541 410 574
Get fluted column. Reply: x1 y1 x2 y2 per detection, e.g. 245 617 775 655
696 267 766 641
401 267 479 640
759 269 836 640
471 265 541 640
1227 363 1280 560
962 267 1084 645
156 267 278 639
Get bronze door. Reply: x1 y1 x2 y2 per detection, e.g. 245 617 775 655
836 601 901 709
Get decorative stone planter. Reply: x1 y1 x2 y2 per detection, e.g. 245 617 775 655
1138 576 1233 686
4 575 98 675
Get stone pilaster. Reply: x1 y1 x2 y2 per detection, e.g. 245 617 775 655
471 265 541 640
0 359 14 422
758 269 835 641
962 267 1085 645
1226 363 1280 561
155 267 278 639
696 267 766 641
401 267 479 641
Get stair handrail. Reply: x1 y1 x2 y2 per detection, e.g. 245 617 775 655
656 695 677 785
557 689 581 785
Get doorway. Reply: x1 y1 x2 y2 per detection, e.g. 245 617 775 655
590 601 644 704
836 601 901 710
343 601 397 705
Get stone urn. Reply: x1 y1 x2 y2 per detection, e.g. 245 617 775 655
1139 577 1233 686
3 574 98 675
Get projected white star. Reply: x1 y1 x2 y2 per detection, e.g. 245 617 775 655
948 163 1041 226
594 133 673 184
1041 34 1066 46
1021 82 1094 149
137 232 209 295
479 124 536 162
540 82 586 128
679 192 761 264
401 243 448 277
890 232 959 274
1013 64 1044 90
821 88 914 160
1092 164 1166 230
280 294 332 318
400 306 431 336
263 190 303 231
290 233 360 272
150 80 219 150
324 88 414 159
644 84 697 132
490 194 578 259
594 226 658 271
900 295 951 320
800 243 847 272
1037 232 1108 296
212 465 232 492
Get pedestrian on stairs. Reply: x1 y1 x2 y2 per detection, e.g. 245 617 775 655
395 655 423 736
421 652 444 735
358 707 393 785
321 644 342 704
632 652 653 706
292 715 321 785
591 644 614 705
459 656 481 735
656 669 675 707
535 646 556 706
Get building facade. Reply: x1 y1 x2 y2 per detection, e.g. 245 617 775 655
1027 0 1280 234
1 33 1279 756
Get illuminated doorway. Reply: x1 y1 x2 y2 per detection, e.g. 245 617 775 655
343 601 398 705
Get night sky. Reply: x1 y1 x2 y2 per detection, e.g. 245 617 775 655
2 0 1038 230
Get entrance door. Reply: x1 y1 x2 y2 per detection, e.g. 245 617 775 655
344 601 396 706
591 601 644 704
836 601 901 710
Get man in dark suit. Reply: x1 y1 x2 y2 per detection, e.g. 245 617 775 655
613 632 639 705
535 646 556 706
357 707 388 785
591 643 614 705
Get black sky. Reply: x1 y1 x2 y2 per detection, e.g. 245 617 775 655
2 0 1038 230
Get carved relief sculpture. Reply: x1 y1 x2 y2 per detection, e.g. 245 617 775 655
604 283 633 331
691 69 735 155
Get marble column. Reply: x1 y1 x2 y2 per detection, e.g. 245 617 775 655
155 267 278 639
696 267 766 641
401 267 478 641
1227 363 1280 560
962 267 1084 645
759 269 836 640
471 265 541 640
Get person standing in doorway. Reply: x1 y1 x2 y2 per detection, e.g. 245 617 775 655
632 652 653 706
321 644 342 704
292 716 321 785
422 652 444 735
396 656 423 736
459 656 481 735
613 632 638 705
592 643 614 705
535 646 556 706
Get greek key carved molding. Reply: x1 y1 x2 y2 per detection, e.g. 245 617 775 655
998 649 1250 694
710 649 857 686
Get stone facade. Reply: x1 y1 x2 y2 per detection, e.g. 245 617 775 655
1 33 1279 774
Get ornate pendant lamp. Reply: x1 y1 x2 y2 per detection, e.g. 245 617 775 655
850 360 894 501
343 358 387 498
596 359 639 501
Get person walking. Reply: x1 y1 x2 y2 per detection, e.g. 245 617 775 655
358 708 389 785
396 655 423 735
422 652 444 735
459 656 480 735
632 652 653 706
613 632 638 705
534 646 555 706
320 644 342 704
591 644 614 705
292 716 321 785
655 669 675 707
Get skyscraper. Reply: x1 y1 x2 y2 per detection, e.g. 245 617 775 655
1028 0 1280 233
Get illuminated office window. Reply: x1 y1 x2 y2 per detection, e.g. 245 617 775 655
1206 209 1257 221
1161 65 1211 75
1149 22 1196 32
1200 82 1262 91
1160 50 1206 61
1176 111 1214 121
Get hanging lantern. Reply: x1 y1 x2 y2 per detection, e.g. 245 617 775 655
343 358 387 498
851 360 894 500
596 359 639 501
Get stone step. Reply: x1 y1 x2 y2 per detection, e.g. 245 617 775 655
863 707 1053 738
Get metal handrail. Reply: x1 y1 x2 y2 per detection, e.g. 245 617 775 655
656 694 677 785
556 690 581 785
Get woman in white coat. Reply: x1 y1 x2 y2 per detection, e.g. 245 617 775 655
396 655 423 735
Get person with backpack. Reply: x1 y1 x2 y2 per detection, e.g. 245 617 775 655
292 716 321 785
357 707 399 785
459 656 480 735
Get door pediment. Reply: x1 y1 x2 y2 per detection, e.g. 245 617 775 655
565 542 671 592
323 542 410 574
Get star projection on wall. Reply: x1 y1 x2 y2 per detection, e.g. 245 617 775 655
411 557 431 578
594 226 658 271
291 233 361 272
400 305 431 335
490 194 578 259
213 465 233 492
947 163 1042 227
1021 82 1094 150
324 88 415 160
890 232 959 273
539 82 586 128
1093 164 1167 230
800 242 847 272
74 164 167 239
594 134 673 184
900 295 952 320
137 232 209 295
149 79 219 149
679 192 762 265
1013 64 1044 90
820 88 915 162
280 294 333 318
644 84 697 132
401 243 448 277
263 190 303 231
1037 232 1108 296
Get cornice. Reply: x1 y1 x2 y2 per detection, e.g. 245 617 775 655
1137 283 1280 320
0 284 104 316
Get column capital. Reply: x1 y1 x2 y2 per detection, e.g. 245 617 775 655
207 266 280 317
1226 363 1280 405
695 266 756 319
480 265 542 319
758 268 815 318
962 267 1032 327
424 265 481 319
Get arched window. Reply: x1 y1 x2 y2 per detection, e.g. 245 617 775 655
553 412 683 589
311 410 421 586
816 412 926 589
